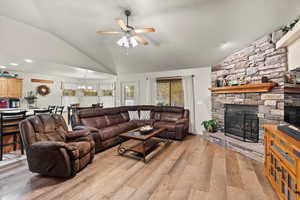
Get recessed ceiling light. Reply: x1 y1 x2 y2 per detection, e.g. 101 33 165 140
220 41 233 50
24 59 33 63
0 65 7 69
9 62 19 66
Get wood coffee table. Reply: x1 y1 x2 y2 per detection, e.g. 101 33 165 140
118 127 171 163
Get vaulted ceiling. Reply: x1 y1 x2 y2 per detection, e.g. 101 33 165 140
0 0 299 75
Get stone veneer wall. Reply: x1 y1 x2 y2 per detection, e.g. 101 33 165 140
211 30 288 141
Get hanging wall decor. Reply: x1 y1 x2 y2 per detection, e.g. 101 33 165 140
37 85 51 96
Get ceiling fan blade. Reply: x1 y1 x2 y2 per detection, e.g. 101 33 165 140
116 19 127 30
133 35 149 45
134 28 156 34
96 31 122 34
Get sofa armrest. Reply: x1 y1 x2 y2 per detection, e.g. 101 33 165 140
31 141 68 150
31 141 78 153
66 130 89 139
73 125 99 132
65 130 94 145
176 118 189 125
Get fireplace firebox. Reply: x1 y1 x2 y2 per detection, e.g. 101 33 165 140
224 104 259 143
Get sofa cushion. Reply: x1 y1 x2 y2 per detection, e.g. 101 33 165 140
160 112 183 122
153 112 161 121
77 108 104 118
96 116 109 128
154 121 176 132
27 116 44 133
120 112 130 122
39 114 56 132
105 114 124 126
81 116 108 129
99 126 121 141
160 106 184 113
132 120 154 127
35 131 65 142
117 121 137 133
140 110 151 120
128 111 139 120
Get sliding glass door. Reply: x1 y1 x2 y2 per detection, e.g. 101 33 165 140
156 78 184 107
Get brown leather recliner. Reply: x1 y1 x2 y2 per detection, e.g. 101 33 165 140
71 105 189 153
19 114 95 178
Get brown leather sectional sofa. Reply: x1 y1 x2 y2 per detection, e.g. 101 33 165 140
19 114 95 178
71 105 189 153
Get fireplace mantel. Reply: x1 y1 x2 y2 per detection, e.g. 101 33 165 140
209 83 278 94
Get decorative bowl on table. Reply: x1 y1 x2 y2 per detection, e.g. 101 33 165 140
139 125 154 135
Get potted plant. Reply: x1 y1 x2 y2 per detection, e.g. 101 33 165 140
201 119 218 133
24 91 37 105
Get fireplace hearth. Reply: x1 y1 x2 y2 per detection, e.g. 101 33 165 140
224 104 259 143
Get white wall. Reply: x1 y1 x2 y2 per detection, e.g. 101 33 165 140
117 67 211 134
16 71 75 108
10 71 115 109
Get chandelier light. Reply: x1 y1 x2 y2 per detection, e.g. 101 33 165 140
77 70 94 90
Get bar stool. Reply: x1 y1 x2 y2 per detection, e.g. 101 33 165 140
0 111 27 161
34 109 51 115
55 106 64 115
68 104 79 125
48 105 56 113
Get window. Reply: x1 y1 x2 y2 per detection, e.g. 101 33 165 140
121 82 138 106
156 78 184 107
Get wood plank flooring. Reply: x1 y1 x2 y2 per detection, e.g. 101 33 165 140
0 135 278 200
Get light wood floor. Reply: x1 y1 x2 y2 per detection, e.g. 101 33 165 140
0 135 278 200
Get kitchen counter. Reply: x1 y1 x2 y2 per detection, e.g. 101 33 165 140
0 108 46 115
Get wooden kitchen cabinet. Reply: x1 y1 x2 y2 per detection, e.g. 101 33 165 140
0 77 23 98
0 78 7 97
7 78 22 98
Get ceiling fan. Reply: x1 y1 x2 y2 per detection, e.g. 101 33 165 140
96 10 155 48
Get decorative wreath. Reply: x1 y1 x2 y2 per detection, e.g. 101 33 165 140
37 85 51 96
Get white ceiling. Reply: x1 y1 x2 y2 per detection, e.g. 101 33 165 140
0 0 299 74
0 54 115 80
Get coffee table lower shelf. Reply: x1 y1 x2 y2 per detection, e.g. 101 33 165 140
118 138 171 163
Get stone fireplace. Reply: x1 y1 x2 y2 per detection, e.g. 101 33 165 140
225 104 259 142
206 29 288 161
211 29 287 145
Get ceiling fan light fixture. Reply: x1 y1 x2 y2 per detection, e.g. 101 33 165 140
117 36 138 48
130 37 138 47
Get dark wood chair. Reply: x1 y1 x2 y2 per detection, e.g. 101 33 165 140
48 105 56 113
55 106 64 115
0 111 27 161
67 104 80 125
34 109 51 115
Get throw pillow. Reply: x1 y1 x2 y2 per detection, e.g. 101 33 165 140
140 110 151 120
128 111 139 120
